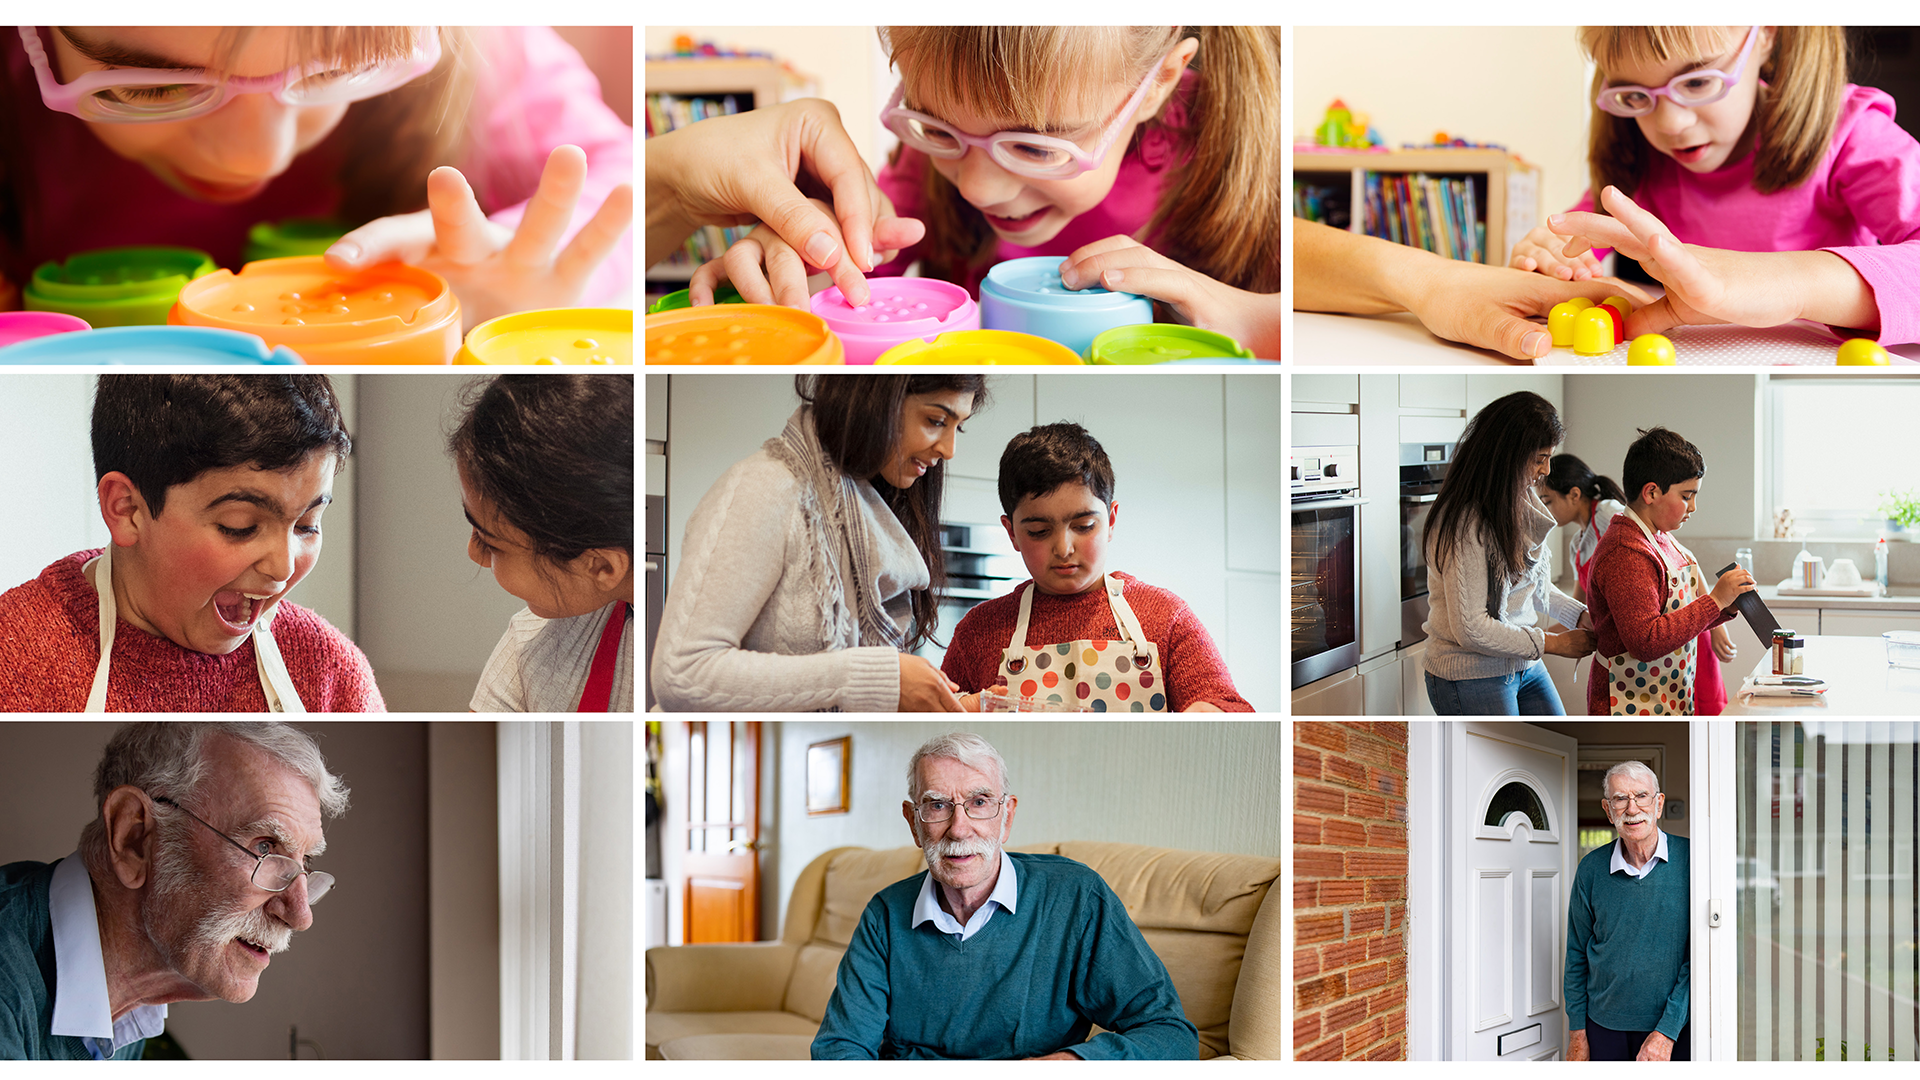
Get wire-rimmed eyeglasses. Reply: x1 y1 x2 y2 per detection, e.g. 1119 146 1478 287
1605 791 1661 811
153 795 333 903
913 792 1010 825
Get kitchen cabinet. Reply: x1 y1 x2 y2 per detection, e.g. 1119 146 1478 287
1400 375 1465 410
1359 650 1401 715
1294 667 1363 715
1226 374 1284 575
1293 374 1359 406
1817 610 1920 637
1358 376 1401 660
1398 641 1436 716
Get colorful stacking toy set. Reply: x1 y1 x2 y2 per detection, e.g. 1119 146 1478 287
0 226 633 365
643 255 1264 364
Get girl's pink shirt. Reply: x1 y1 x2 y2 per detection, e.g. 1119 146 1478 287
873 69 1196 297
2 27 632 302
1573 84 1920 344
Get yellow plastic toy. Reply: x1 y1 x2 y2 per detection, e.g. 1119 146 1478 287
457 309 631 365
645 305 844 364
1573 307 1617 356
1546 297 1597 348
1628 334 1676 366
1602 295 1633 322
1837 338 1891 366
875 330 1083 365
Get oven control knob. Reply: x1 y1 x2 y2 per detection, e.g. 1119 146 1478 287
1324 464 1339 477
1291 465 1299 480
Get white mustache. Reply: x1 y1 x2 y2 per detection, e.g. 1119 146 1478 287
195 903 293 955
925 836 997 867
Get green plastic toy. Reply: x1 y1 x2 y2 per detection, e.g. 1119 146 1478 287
1088 325 1256 364
648 283 745 314
25 247 220 327
244 218 351 263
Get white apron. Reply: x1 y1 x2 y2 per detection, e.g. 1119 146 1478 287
1601 512 1706 717
997 575 1167 713
84 546 306 713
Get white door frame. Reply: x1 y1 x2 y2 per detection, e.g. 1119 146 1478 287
1695 721 1737 1061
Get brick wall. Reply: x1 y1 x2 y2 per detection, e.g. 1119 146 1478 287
1294 721 1409 1061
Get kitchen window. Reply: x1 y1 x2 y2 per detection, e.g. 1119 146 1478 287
1769 378 1920 537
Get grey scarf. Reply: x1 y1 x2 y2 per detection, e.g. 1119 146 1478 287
762 407 914 652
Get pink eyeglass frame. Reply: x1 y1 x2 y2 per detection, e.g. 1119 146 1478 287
1595 25 1758 118
18 25 442 123
880 49 1173 179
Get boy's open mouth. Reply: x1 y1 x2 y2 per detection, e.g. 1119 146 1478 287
214 590 278 631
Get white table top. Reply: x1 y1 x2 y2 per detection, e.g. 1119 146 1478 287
1721 635 1920 716
1294 310 1920 368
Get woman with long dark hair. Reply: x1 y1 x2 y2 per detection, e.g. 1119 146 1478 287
652 374 989 712
1422 392 1596 714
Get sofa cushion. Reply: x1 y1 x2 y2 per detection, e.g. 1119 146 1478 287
657 1034 816 1060
814 847 925 948
644 1011 819 1059
783 942 847 1024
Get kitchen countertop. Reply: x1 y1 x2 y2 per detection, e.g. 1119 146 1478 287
1294 310 1920 367
1757 584 1920 612
1722 635 1920 715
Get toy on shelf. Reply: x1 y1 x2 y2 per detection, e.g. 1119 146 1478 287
875 330 1083 365
656 36 775 61
0 311 89 349
1628 333 1677 365
645 305 844 364
171 256 461 365
245 218 351 263
1401 132 1508 151
0 326 303 365
26 246 219 327
978 257 1152 358
809 278 979 364
1547 298 1595 347
1315 99 1383 149
456 309 631 365
647 283 744 314
1088 325 1258 364
1838 337 1891 366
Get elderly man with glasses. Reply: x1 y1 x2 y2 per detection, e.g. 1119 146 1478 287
811 732 1196 1060
1565 760 1689 1062
0 723 344 1060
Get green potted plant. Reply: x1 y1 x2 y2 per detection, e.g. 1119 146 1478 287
1878 489 1920 538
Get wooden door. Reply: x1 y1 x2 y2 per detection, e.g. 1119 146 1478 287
682 720 760 944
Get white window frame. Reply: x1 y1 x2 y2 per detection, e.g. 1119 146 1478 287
1767 376 1920 539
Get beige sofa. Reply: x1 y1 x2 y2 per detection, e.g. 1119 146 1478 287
645 841 1282 1060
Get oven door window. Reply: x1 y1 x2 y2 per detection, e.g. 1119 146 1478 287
1292 504 1357 664
1403 496 1435 602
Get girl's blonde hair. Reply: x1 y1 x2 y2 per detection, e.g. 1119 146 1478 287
2 27 476 237
1581 26 1848 199
879 26 1282 294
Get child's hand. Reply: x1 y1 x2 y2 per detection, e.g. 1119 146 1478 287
1710 565 1757 610
1510 224 1603 280
1057 236 1281 357
1712 624 1738 662
326 145 633 331
687 196 923 309
898 653 965 713
1551 186 1880 336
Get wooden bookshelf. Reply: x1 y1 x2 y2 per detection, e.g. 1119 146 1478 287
1293 148 1541 266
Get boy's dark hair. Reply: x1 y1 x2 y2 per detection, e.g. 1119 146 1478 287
449 375 634 564
997 422 1115 516
91 375 351 518
795 373 992 651
1622 426 1706 503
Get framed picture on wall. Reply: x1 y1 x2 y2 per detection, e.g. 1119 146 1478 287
807 735 851 816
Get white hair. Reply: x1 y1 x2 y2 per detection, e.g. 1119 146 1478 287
906 732 1010 802
81 723 349 876
1602 760 1660 796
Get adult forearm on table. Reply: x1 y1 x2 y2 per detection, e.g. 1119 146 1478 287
1293 220 1413 314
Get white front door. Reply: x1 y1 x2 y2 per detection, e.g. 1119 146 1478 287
1450 722 1578 1061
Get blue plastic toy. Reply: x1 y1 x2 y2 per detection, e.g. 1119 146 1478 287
978 257 1154 357
0 326 305 365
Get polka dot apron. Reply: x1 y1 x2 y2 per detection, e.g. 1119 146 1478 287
1603 512 1705 717
998 575 1166 713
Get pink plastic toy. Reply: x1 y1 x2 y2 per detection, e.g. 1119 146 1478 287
0 310 89 348
808 279 979 364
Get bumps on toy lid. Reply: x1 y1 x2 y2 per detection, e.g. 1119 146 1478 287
1837 337 1891 366
1628 333 1677 366
172 256 460 364
645 304 844 365
457 308 632 365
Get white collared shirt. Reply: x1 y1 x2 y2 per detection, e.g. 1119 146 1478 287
48 853 167 1060
1609 829 1670 880
910 850 1018 941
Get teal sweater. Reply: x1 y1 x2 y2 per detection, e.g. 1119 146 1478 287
0 860 145 1060
1564 835 1689 1039
811 853 1198 1060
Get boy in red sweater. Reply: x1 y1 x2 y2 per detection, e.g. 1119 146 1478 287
0 375 383 712
941 422 1251 713
1585 427 1754 715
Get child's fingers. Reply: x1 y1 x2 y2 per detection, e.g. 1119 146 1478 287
506 146 589 270
1085 263 1203 313
326 210 436 270
719 239 776 305
759 230 815 310
687 258 728 306
552 183 634 297
426 166 498 267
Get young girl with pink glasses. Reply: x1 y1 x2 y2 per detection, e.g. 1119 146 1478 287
1510 26 1920 347
3 27 632 327
691 26 1282 356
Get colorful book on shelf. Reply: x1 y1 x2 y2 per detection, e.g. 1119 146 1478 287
643 93 745 138
1361 171 1483 263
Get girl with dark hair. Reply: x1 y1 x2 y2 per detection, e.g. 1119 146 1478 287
1421 392 1596 715
1538 453 1630 601
450 374 634 712
652 373 990 713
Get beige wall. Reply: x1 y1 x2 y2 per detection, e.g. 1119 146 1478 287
1560 373 1760 540
428 723 501 1059
761 720 1283 936
1293 27 1595 216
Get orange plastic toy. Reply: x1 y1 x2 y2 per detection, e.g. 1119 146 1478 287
645 305 844 364
457 309 632 365
170 256 461 364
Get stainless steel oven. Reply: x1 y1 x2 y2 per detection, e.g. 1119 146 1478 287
1399 442 1453 646
1292 443 1363 688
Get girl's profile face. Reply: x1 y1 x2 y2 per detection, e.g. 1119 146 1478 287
880 389 974 490
459 465 614 621
51 27 350 204
1605 26 1774 177
1536 483 1587 527
914 40 1196 247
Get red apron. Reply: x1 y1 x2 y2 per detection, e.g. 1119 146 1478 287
576 603 630 713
